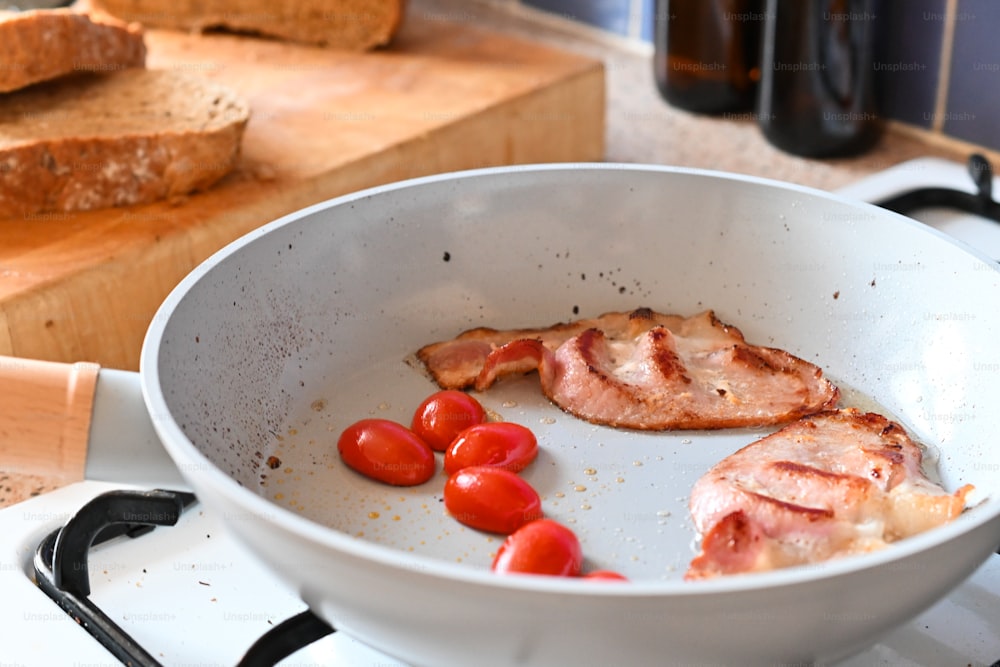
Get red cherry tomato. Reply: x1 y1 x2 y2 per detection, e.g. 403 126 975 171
444 421 538 476
582 570 629 582
443 466 542 534
411 390 487 452
337 418 435 486
491 519 582 577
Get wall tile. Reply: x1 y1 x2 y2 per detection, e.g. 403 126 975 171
522 0 633 36
944 0 1000 149
873 0 946 129
639 0 655 42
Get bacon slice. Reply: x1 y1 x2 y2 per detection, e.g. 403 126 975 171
685 409 974 579
416 308 839 430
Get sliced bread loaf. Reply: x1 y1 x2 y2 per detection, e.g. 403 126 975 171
86 0 406 50
0 8 146 93
0 68 249 219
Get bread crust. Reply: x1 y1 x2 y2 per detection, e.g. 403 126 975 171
0 8 146 93
0 69 249 219
87 0 406 49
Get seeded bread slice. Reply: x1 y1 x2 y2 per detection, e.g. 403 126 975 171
86 0 406 50
0 8 146 93
0 68 249 219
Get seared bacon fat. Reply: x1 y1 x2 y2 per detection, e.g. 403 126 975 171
686 409 974 579
416 308 839 430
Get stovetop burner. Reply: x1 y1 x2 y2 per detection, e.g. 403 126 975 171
874 153 1000 224
33 488 335 667
836 153 1000 260
19 482 1000 667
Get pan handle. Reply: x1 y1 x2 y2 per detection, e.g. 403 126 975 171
0 356 100 483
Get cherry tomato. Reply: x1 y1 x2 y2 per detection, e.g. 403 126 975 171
582 570 629 582
337 418 435 486
411 390 487 452
443 421 538 475
491 519 582 577
443 466 542 534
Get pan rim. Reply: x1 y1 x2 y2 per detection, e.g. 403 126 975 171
140 161 1000 597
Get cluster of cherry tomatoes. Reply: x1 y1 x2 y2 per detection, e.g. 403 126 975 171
337 389 627 581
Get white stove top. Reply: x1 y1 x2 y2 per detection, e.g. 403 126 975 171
4 482 999 666
2 157 999 666
3 480 998 666
835 156 1000 260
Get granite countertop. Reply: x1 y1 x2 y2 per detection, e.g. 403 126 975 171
0 0 983 508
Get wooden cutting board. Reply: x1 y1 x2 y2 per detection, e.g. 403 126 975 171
0 12 604 370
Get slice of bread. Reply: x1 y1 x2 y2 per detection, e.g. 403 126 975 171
0 68 249 218
86 0 406 49
0 8 146 93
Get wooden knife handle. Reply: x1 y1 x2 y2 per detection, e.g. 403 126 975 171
0 356 100 481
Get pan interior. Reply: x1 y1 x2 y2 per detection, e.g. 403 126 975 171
150 165 1000 582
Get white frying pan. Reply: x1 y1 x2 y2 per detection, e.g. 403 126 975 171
134 164 1000 666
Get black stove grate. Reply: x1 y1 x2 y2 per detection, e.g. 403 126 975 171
875 153 1000 224
28 488 1000 666
32 488 335 667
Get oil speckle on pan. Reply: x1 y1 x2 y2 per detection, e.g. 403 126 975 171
161 236 350 490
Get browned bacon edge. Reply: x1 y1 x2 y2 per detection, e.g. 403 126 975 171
685 409 975 579
416 307 687 391
416 307 839 431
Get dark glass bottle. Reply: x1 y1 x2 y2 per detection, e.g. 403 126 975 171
653 0 764 114
756 0 883 157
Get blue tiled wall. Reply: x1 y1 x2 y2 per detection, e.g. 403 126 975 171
873 0 946 129
946 0 1000 148
525 0 635 36
522 0 646 39
519 0 1000 151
